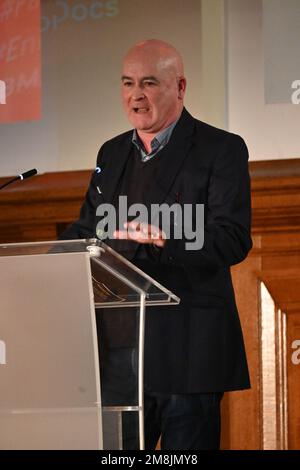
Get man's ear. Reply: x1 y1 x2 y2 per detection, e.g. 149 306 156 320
178 77 187 100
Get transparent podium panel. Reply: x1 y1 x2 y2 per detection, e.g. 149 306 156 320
102 410 140 450
96 306 140 450
0 252 101 450
0 239 180 449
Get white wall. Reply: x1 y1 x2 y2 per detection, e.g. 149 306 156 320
226 0 300 160
199 0 226 129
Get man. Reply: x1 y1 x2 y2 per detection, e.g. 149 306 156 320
61 39 252 450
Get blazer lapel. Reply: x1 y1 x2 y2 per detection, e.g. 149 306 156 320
143 108 195 209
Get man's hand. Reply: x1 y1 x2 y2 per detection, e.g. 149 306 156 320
114 221 166 247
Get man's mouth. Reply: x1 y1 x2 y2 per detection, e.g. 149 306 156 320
133 107 149 113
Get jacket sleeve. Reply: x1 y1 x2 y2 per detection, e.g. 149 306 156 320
159 134 252 269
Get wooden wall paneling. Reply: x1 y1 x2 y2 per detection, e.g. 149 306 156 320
259 267 300 450
221 248 262 450
248 158 300 449
222 159 300 449
1 158 300 449
0 170 91 243
286 313 300 449
259 282 288 449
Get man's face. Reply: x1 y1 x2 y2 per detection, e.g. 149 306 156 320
121 52 183 134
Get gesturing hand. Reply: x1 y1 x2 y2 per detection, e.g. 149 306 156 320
114 221 166 248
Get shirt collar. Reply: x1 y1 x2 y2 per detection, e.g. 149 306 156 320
132 117 180 157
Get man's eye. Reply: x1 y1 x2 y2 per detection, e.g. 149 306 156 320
144 81 155 86
123 82 133 87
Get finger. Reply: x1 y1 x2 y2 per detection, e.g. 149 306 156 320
114 229 149 242
113 230 129 239
124 220 140 230
153 238 165 247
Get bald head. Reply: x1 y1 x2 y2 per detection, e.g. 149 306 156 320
124 39 185 78
121 39 187 135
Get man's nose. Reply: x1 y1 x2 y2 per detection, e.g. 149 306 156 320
131 85 145 101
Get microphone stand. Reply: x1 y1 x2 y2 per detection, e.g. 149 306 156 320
0 169 38 191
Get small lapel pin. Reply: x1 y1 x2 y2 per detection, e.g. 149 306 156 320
95 167 102 174
97 186 102 194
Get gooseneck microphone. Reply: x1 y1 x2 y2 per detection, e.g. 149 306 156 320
0 169 38 191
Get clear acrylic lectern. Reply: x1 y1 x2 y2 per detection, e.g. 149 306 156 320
0 239 179 450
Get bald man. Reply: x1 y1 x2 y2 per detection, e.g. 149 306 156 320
62 39 252 450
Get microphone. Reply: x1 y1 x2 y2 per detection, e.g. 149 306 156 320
0 168 38 191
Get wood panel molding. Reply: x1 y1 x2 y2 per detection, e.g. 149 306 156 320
250 159 300 233
259 282 288 450
0 170 92 243
1 158 300 243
